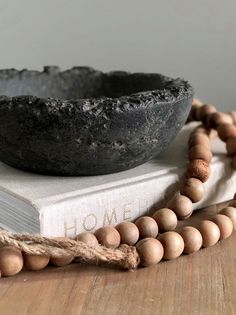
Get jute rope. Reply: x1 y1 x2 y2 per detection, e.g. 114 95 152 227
0 230 140 270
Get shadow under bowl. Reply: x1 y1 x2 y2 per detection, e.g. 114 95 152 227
0 66 193 175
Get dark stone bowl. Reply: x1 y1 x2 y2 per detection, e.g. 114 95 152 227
0 67 193 176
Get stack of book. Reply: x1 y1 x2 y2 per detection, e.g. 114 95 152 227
0 122 235 237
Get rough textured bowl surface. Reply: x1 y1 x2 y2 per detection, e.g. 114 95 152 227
0 66 193 175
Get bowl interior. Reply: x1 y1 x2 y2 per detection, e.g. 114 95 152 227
0 68 174 100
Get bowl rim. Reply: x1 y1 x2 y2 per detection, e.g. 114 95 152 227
0 66 194 113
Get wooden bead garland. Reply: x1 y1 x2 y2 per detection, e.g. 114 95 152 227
2 100 236 276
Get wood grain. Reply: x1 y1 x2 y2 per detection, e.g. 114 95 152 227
0 202 236 315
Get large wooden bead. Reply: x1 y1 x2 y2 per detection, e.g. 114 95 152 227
0 246 23 276
24 253 50 271
50 252 74 267
208 112 233 128
152 208 178 232
135 216 159 238
227 137 236 156
192 98 203 107
158 232 184 260
187 159 210 183
75 232 99 247
115 221 139 245
217 123 236 142
188 133 210 149
136 238 164 267
167 195 193 220
94 226 121 248
220 206 236 230
211 214 233 240
189 145 212 163
180 178 205 203
197 104 217 122
198 220 220 247
179 226 203 254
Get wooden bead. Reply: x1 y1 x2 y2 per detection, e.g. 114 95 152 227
94 226 121 248
211 214 233 240
226 137 236 156
198 220 220 247
187 159 211 183
24 254 50 271
115 221 139 245
135 216 159 238
189 145 212 163
197 104 217 122
158 232 184 260
152 208 178 232
167 195 193 220
217 123 236 142
220 206 236 230
75 232 99 247
188 133 210 149
194 125 209 135
0 246 23 277
180 178 205 203
136 238 164 267
50 252 74 267
179 226 203 254
192 98 203 107
208 112 233 128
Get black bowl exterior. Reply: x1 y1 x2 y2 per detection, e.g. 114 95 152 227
0 68 193 175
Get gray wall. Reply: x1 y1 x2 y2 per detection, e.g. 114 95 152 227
0 0 235 110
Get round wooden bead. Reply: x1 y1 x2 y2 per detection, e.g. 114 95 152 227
187 159 211 183
135 216 159 238
197 104 217 122
0 246 23 277
94 226 121 248
198 220 220 247
167 195 193 220
158 232 184 260
226 137 236 156
75 232 99 247
136 238 164 267
220 206 236 230
189 145 212 163
188 133 210 149
194 125 209 135
211 214 233 240
24 253 50 271
217 123 236 142
50 252 74 267
180 178 205 203
152 208 178 232
208 112 233 128
115 221 139 245
192 98 203 107
179 226 203 254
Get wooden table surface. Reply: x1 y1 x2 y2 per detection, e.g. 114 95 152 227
1 202 236 315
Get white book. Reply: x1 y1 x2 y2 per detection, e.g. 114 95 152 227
0 122 235 237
